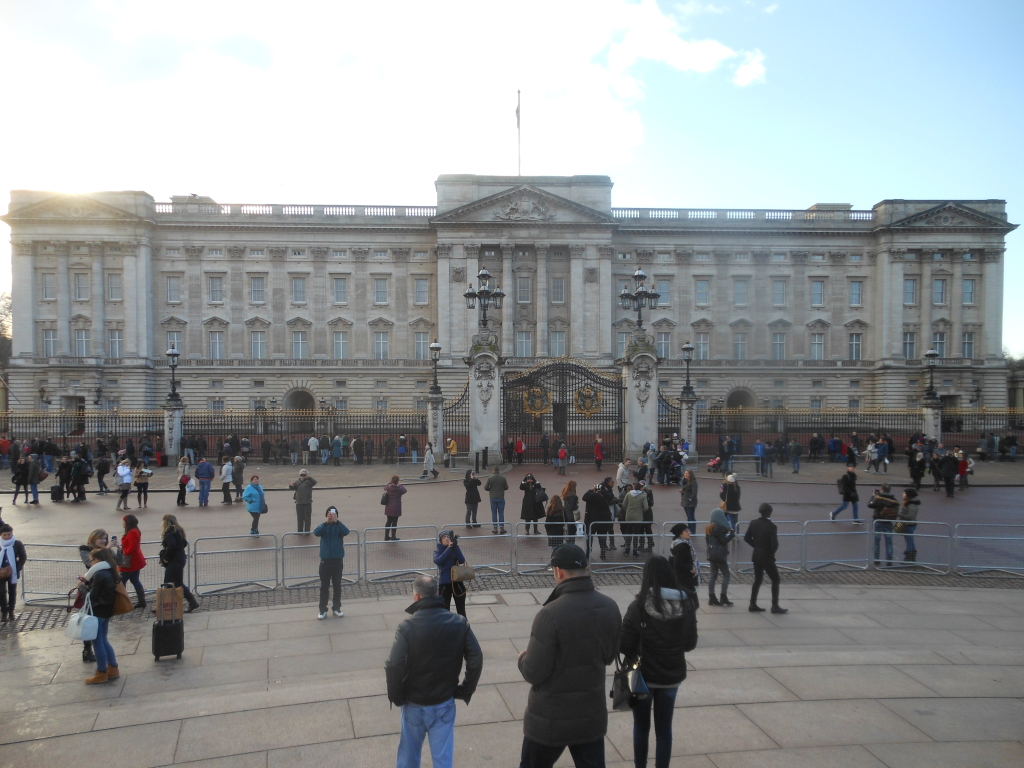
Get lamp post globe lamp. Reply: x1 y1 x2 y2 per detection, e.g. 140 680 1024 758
680 339 695 398
924 347 940 402
166 343 182 405
429 338 443 395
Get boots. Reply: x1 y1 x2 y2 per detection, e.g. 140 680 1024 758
749 603 766 612
719 593 734 607
82 645 96 663
186 597 200 613
907 551 917 562
85 671 109 685
770 605 789 614
105 665 120 680
707 594 721 606
533 525 541 535
133 583 146 610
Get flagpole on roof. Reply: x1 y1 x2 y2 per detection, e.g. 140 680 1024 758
517 90 521 176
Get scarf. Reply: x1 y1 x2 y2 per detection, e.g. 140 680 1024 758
0 538 19 584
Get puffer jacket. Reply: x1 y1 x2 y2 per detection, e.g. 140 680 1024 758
433 542 466 586
385 595 482 707
518 576 621 747
619 588 697 687
621 489 649 522
899 497 921 522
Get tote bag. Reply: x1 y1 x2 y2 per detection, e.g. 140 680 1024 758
65 594 98 641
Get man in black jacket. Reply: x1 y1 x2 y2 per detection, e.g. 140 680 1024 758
517 544 621 768
386 574 482 768
744 504 787 614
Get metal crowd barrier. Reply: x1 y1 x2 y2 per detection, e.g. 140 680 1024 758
138 539 191 594
439 524 513 576
18 543 84 604
585 522 646 574
872 520 952 575
734 520 804 574
191 534 279 595
362 525 438 582
954 524 1024 577
513 522 554 574
281 531 360 589
803 519 869 571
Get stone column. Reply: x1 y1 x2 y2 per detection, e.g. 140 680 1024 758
922 400 942 442
461 243 480 359
621 330 658 455
163 401 185 464
428 392 444 464
982 247 1003 358
12 241 36 357
680 393 698 458
535 243 549 356
90 243 106 358
467 347 502 459
500 245 514 357
436 243 452 357
598 246 613 360
54 241 71 354
569 245 585 358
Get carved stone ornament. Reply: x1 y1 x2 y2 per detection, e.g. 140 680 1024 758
474 360 496 381
636 249 654 262
14 241 34 256
351 248 369 261
584 268 599 283
451 266 466 283
392 248 411 261
494 196 553 221
828 251 848 263
598 245 614 259
269 247 287 259
791 251 809 264
575 386 602 418
184 245 203 258
752 251 770 264
464 243 480 259
983 247 1004 262
568 244 584 259
477 380 494 412
435 243 452 259
228 246 246 259
50 240 69 255
632 360 654 412
523 387 552 416
310 247 329 260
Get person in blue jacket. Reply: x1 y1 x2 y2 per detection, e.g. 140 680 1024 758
313 506 350 620
241 474 266 535
433 529 468 617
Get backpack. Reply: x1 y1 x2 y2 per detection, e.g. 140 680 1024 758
837 476 845 494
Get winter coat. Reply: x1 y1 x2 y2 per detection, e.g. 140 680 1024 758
463 477 482 504
562 493 579 521
680 477 698 508
383 483 407 516
484 472 509 499
670 537 699 593
939 453 960 479
313 519 350 559
27 459 42 485
118 528 147 573
705 513 734 562
622 489 649 522
582 487 613 527
899 497 921 522
615 463 629 488
194 460 215 480
242 482 266 514
86 562 117 620
719 481 741 513
619 588 696 687
290 476 317 504
838 471 859 502
868 491 899 520
743 516 779 564
219 463 233 484
424 448 434 472
433 542 467 586
520 481 547 521
518 576 622 747
160 528 188 567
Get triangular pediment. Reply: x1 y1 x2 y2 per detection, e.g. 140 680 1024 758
244 316 272 328
767 318 792 330
1 195 143 224
651 318 677 329
367 317 394 328
611 318 637 329
408 316 435 330
889 202 1015 232
286 316 312 328
202 315 229 327
160 315 188 327
432 185 615 226
327 316 354 328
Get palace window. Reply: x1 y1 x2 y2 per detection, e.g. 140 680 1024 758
414 278 429 304
208 276 224 303
209 331 224 359
849 280 863 307
374 278 388 304
617 332 629 359
42 329 57 357
811 280 824 306
374 331 389 359
73 329 90 356
73 273 89 300
250 276 265 303
695 279 710 305
41 272 56 300
106 272 123 302
848 333 862 360
962 332 975 359
932 331 946 357
656 332 670 358
334 331 349 360
733 280 748 306
963 278 976 305
251 331 266 359
904 279 917 305
551 277 565 303
811 333 824 360
550 331 566 357
516 331 533 357
292 331 308 359
695 332 709 360
291 276 307 303
733 333 747 360
656 279 670 306
772 280 786 306
414 332 429 360
772 333 786 360
333 277 348 303
517 276 531 303
166 331 181 352
107 330 123 358
933 278 947 305
903 332 916 359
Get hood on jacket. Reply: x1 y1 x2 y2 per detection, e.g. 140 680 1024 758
628 489 645 497
643 587 686 621
710 508 730 529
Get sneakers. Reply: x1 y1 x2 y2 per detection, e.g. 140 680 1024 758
830 512 838 521
317 611 328 620
333 610 344 618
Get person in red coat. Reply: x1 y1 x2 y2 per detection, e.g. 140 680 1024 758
594 436 604 471
118 514 147 609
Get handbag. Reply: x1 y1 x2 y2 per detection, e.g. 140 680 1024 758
451 562 476 582
65 594 98 641
611 621 650 710
67 586 86 613
113 581 134 615
258 488 269 514
180 474 191 485
0 565 11 580
38 469 49 481
380 491 389 506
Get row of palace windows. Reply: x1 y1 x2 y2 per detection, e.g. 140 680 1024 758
162 276 430 306
163 330 434 361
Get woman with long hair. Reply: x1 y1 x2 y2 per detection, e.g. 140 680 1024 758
382 475 408 541
679 469 698 534
176 454 192 506
119 515 147 609
133 463 151 508
619 556 695 768
11 456 29 504
560 480 579 545
76 529 108 663
463 469 482 528
219 457 234 504
159 514 199 612
114 458 133 511
705 503 735 607
79 546 120 684
544 495 566 549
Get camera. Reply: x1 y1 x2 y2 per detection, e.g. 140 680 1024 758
449 532 459 545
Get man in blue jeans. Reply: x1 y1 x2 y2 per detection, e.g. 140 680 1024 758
484 465 509 534
193 457 215 507
386 574 482 768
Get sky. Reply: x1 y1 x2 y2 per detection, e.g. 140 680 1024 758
1 0 1022 351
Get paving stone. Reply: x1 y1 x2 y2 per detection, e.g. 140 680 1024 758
729 627 859 646
121 658 268 696
836 627 970 646
268 734 399 768
687 646 951 671
348 686 512 739
864 740 1024 768
268 646 382 679
895 664 1024 697
184 624 270 647
0 663 60 687
891 598 1023 617
760 612 882 629
941 648 1024 665
201 635 332 665
175 701 354 762
605 705 777 759
737 700 932 748
863 612 1003 629
500 592 538 606
0 675 125 714
496 680 530 721
707 745 890 768
675 668 799 707
686 629 748 647
690 612 778 630
949 629 1024 648
879 697 1024 741
972 615 1024 630
0 721 181 768
174 755 268 768
764 665 939 700
0 704 99 746
266 612 388 639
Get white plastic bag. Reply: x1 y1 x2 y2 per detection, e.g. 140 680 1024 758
576 522 585 537
65 594 98 641
186 478 197 492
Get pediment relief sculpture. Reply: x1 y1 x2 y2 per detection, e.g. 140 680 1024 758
432 185 614 225
844 319 869 330
690 318 715 331
286 316 313 328
495 196 554 221
767 318 793 329
244 316 272 328
327 316 354 328
890 202 1016 231
806 319 831 330
931 317 952 330
202 315 229 328
729 318 753 329
408 317 435 330
4 195 140 222
160 315 188 327
651 318 677 329
367 317 395 328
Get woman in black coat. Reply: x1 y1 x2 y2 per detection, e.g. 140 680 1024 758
463 470 482 528
581 478 615 558
519 474 546 535
79 546 119 684
620 556 696 768
159 514 200 612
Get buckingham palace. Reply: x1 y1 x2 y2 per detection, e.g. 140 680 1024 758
3 173 1017 413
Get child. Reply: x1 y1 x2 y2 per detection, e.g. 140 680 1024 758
0 523 27 623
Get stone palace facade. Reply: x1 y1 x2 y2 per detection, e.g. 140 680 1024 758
3 174 1016 411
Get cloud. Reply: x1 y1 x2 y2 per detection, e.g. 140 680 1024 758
763 3 780 13
734 49 767 86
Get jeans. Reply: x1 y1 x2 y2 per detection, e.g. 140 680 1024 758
319 558 344 613
120 570 145 605
30 483 38 502
791 456 800 472
873 520 894 562
93 617 118 672
465 503 478 525
751 560 780 607
519 736 605 768
412 450 418 464
902 523 917 554
683 506 696 534
764 460 773 478
708 557 730 596
397 698 456 768
291 452 298 465
490 498 506 531
725 512 738 530
321 448 329 464
832 500 859 520
44 454 54 472
632 686 678 768
185 448 195 464
198 479 211 505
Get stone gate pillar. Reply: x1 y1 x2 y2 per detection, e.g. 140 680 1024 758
922 400 943 442
621 330 658 457
680 393 698 458
466 335 502 462
163 402 184 465
428 392 444 462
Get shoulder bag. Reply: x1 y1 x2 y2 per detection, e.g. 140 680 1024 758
258 487 269 514
451 562 476 583
611 621 649 710
380 490 389 506
65 593 99 641
113 581 134 615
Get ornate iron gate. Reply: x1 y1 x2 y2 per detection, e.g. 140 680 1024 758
501 361 624 464
443 382 470 453
657 390 681 442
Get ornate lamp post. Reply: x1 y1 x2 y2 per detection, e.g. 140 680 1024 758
463 266 506 328
923 348 940 402
429 338 443 395
679 339 697 454
166 343 182 406
618 267 660 330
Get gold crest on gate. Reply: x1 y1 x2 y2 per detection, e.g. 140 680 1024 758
574 387 602 418
522 387 552 416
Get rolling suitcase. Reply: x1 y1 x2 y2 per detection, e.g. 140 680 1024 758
153 620 184 661
50 484 63 502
